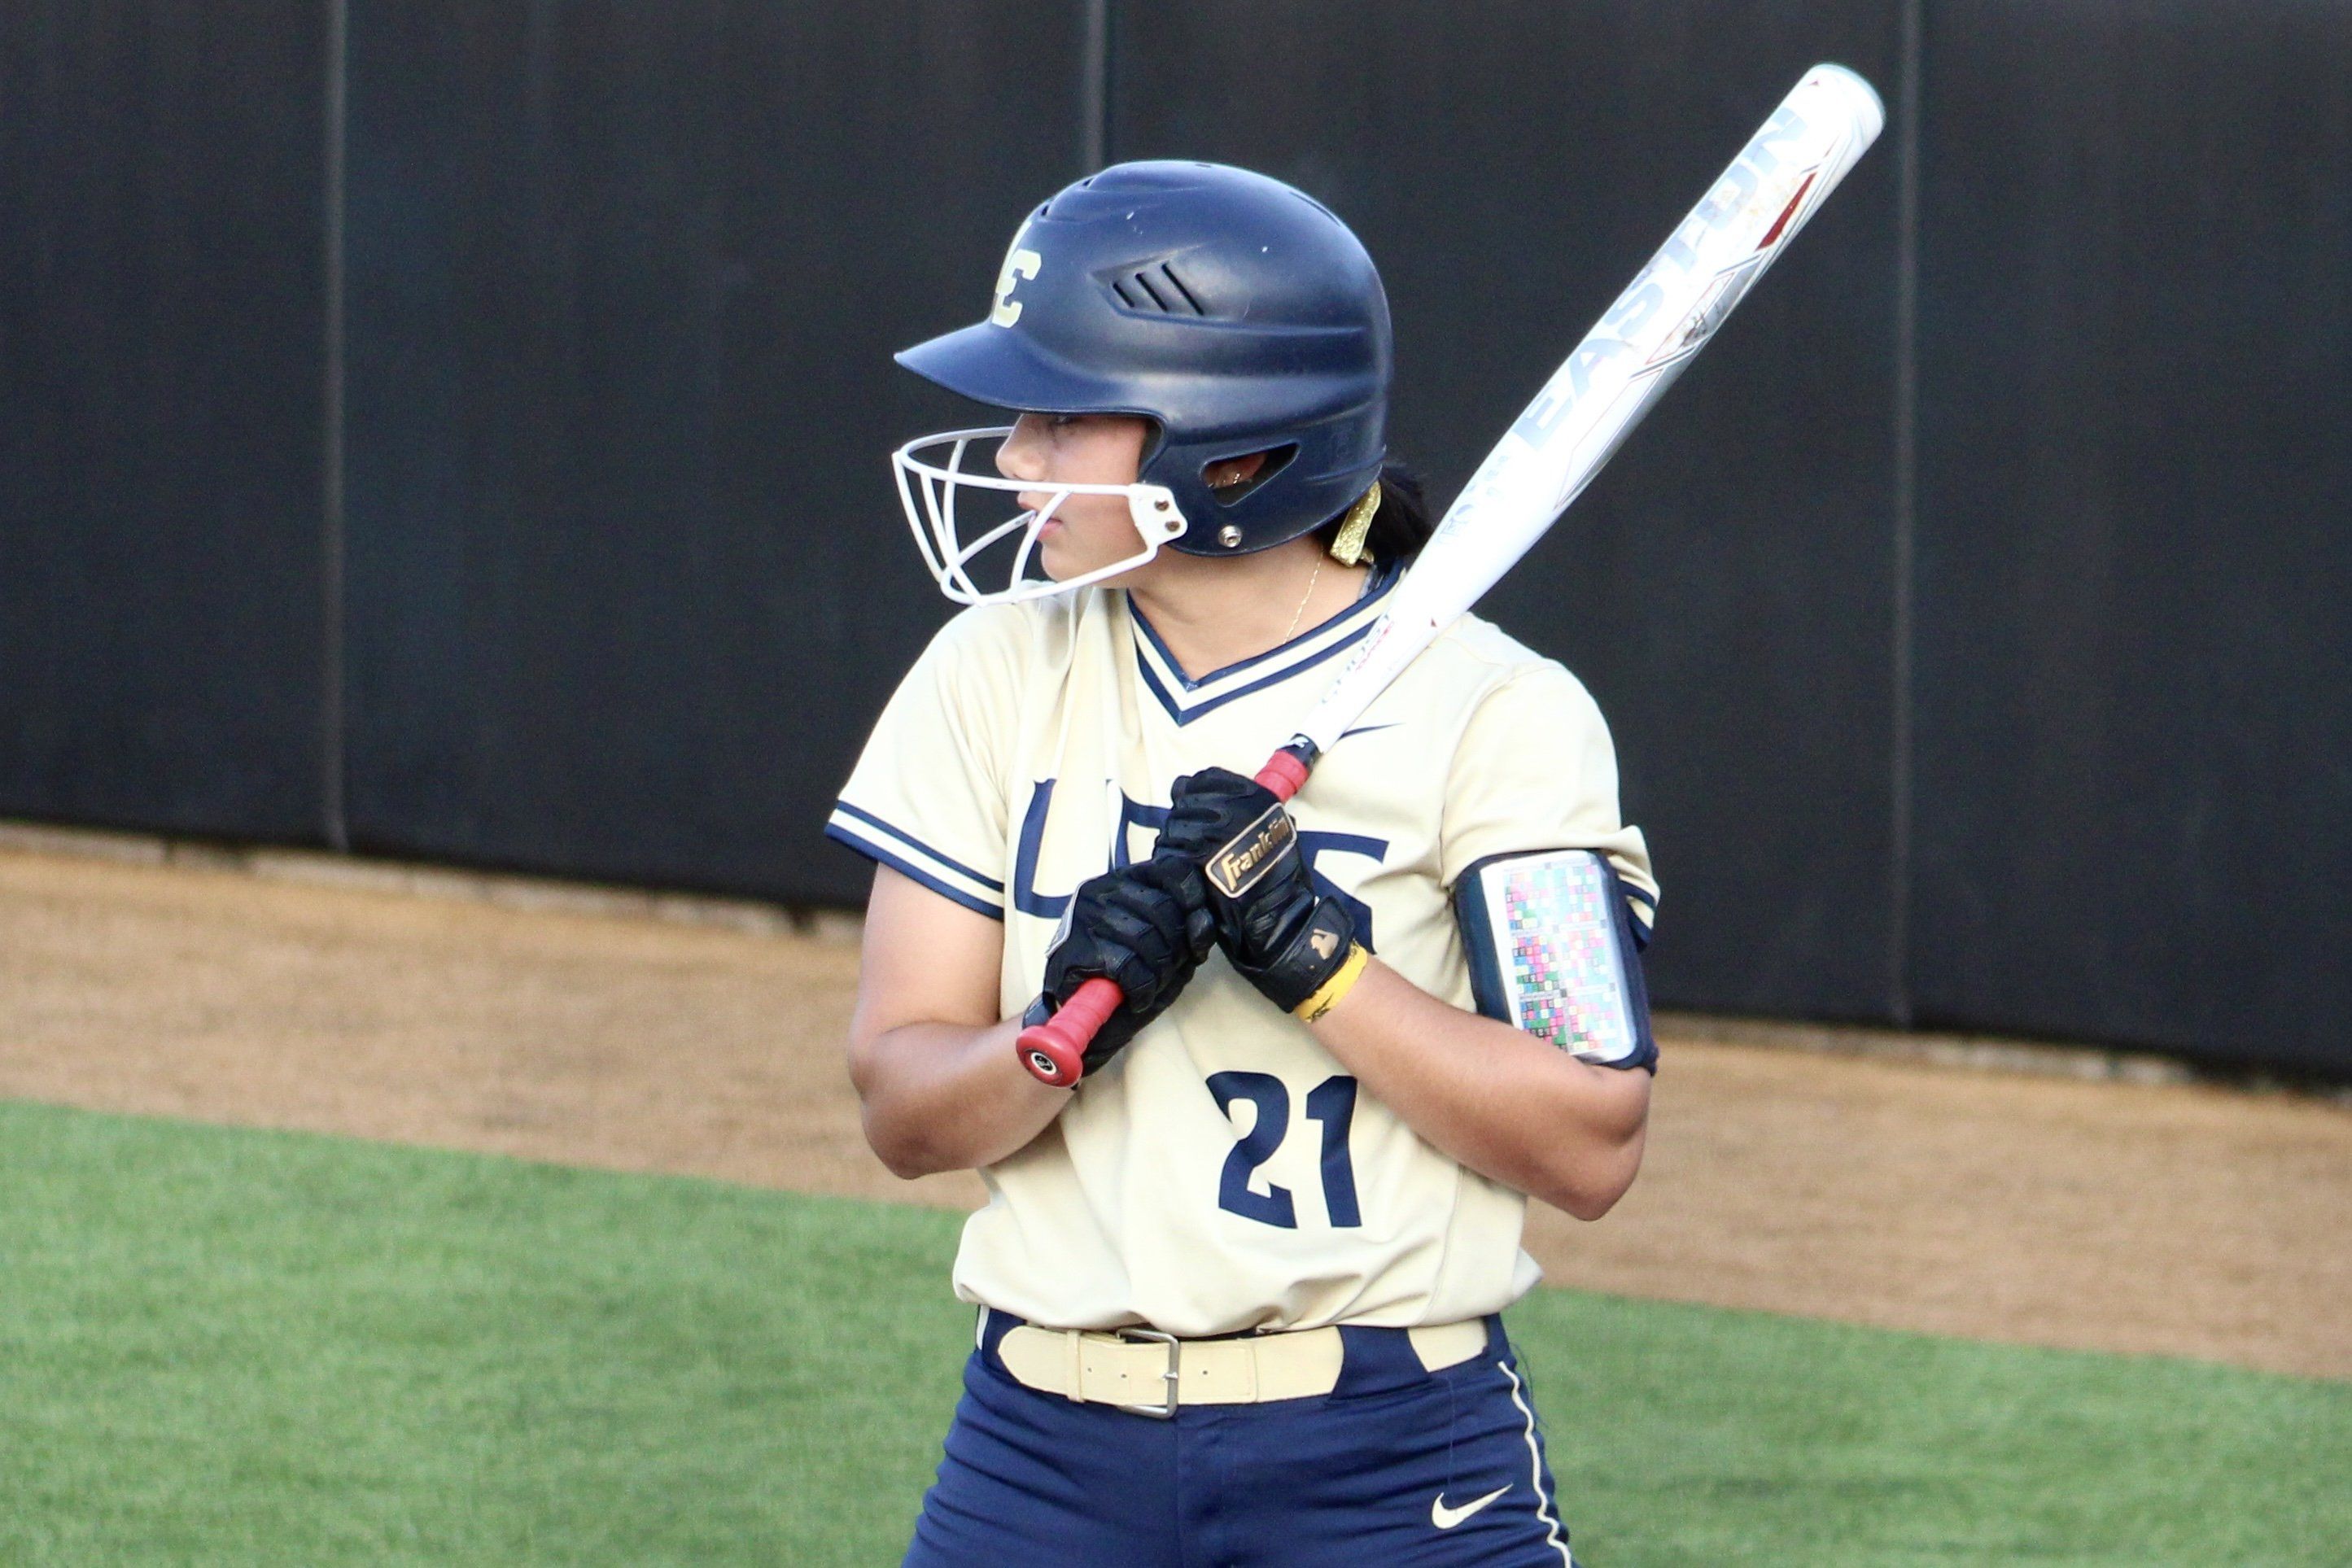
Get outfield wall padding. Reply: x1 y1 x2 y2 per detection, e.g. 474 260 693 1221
2 2 2346 1072
1909 4 2352 1072
339 2 1087 895
0 1 330 841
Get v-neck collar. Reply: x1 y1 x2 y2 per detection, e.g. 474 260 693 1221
1128 559 1401 727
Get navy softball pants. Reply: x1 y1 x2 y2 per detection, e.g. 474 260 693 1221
902 1311 1578 1566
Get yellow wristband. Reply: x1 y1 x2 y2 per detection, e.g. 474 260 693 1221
1293 942 1371 1024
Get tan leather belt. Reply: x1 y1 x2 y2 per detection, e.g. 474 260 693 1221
995 1318 1489 1417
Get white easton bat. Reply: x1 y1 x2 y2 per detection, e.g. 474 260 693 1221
1020 63 1885 1085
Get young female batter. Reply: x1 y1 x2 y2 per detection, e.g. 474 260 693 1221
828 161 1659 1566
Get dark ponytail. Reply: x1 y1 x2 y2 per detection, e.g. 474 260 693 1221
1314 459 1433 566
1366 461 1432 565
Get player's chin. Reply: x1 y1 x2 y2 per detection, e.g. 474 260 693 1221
1039 528 1148 590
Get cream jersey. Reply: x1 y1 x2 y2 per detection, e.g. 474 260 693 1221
827 566 1658 1337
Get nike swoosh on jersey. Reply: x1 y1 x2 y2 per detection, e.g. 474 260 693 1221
1430 1484 1512 1529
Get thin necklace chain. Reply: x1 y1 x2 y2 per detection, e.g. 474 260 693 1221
1281 555 1324 642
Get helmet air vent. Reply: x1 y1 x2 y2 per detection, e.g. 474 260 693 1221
1157 263 1205 313
1105 261 1209 317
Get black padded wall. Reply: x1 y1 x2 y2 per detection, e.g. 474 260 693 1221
1111 3 1907 1023
342 2 1086 899
0 2 328 840
9 2 2350 1072
1911 5 2352 1070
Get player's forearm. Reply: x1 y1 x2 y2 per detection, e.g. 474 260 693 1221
1309 959 1650 1220
850 1017 1068 1178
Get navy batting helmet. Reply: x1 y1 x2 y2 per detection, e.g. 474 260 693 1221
895 161 1392 560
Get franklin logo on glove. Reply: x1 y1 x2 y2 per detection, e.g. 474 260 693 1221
1206 805 1298 898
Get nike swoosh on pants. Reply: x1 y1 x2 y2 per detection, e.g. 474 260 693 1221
1430 1484 1511 1529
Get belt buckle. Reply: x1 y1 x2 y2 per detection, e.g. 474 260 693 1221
1115 1327 1180 1418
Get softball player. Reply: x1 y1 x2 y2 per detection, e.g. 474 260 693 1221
831 162 1659 1566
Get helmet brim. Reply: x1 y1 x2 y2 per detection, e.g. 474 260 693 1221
895 321 1156 420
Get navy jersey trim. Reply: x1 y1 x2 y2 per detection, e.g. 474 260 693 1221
831 800 1005 892
1129 557 1401 693
824 823 1006 919
1136 619 1380 727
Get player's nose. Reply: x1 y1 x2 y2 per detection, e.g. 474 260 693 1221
995 414 1048 482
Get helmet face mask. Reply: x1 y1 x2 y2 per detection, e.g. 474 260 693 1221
892 161 1392 603
892 427 1186 606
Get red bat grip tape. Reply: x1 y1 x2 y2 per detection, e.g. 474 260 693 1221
1015 751 1305 1086
1253 749 1309 802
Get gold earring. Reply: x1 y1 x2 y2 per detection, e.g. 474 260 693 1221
1328 483 1380 566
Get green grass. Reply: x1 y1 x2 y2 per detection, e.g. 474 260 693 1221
1514 1294 2352 1566
1 1103 2345 1566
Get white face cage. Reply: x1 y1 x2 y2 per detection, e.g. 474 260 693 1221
890 427 1188 606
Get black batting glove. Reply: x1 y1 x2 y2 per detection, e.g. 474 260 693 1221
1159 767 1362 1017
1021 853 1217 1075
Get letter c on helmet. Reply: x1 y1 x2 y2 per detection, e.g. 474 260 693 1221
990 224 1043 327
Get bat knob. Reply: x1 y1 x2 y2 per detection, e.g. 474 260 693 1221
1016 977 1121 1087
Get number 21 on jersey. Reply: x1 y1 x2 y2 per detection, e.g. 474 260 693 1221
1206 1072 1361 1230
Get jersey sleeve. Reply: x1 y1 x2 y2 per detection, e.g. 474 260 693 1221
824 605 1026 919
1440 661 1659 942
